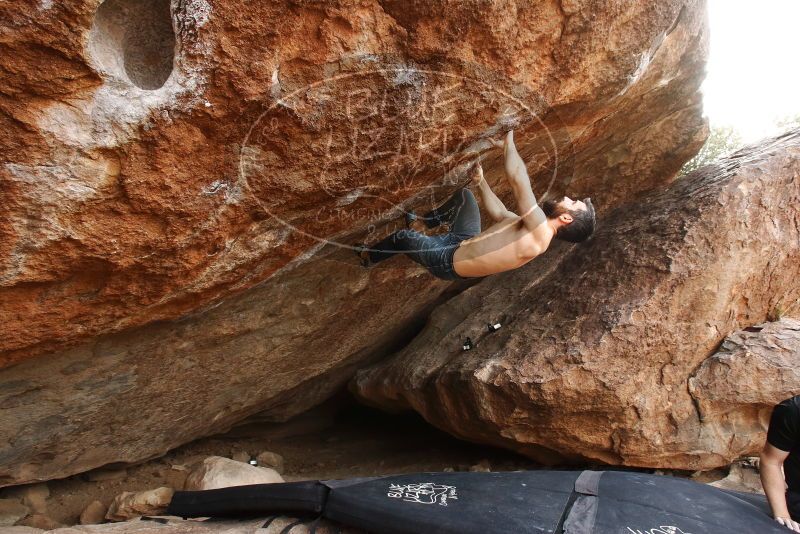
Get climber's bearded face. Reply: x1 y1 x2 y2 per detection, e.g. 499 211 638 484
541 196 587 218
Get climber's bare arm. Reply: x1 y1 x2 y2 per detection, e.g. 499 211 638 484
493 131 547 234
472 163 517 222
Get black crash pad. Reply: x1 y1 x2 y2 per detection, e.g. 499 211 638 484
166 470 782 534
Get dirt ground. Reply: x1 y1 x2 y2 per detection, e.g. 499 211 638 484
3 395 757 529
2 397 548 527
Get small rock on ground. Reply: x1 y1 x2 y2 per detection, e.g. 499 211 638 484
0 499 30 526
164 464 190 491
468 459 492 472
2 484 50 514
106 487 174 521
256 451 285 474
15 513 64 530
80 500 107 525
709 461 764 494
184 456 283 491
230 451 250 463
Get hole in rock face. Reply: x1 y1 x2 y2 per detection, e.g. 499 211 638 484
90 0 175 90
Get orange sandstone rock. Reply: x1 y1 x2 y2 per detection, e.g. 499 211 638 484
0 0 707 485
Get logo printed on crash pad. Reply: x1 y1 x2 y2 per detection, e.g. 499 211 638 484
387 482 458 506
626 526 693 534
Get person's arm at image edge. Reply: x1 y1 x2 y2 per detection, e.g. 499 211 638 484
761 442 800 532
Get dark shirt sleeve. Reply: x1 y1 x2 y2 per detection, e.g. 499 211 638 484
768 401 799 452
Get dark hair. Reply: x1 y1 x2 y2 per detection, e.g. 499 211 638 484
555 198 595 243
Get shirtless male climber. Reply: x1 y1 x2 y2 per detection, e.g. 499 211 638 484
354 130 596 280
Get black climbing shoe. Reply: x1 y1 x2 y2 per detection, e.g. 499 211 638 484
405 211 418 227
353 243 371 268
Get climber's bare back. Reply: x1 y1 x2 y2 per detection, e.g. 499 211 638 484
452 207 551 278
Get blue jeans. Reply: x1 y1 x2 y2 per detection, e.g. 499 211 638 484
368 189 481 280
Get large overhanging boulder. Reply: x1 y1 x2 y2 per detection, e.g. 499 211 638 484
0 0 707 485
352 130 800 470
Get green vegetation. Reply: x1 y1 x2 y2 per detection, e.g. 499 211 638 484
776 113 800 130
768 297 800 322
679 124 743 176
679 114 800 177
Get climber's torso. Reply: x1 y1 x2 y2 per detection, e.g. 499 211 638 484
452 215 553 278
